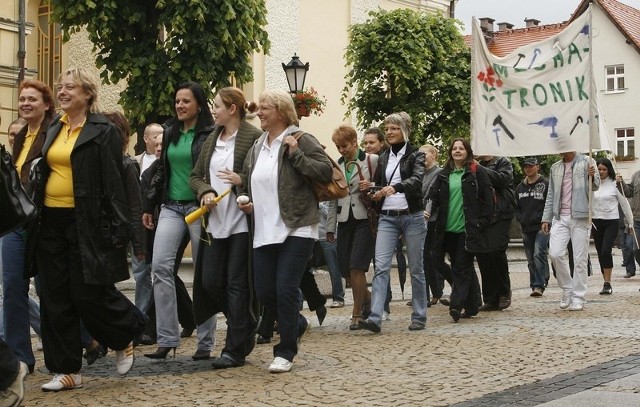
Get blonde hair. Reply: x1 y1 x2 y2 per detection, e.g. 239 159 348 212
56 67 100 113
420 144 438 158
259 89 298 127
383 111 411 141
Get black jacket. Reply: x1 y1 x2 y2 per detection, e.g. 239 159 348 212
27 113 131 284
12 116 52 186
373 143 425 213
123 155 145 257
428 162 495 254
143 121 214 213
515 176 549 233
478 156 516 220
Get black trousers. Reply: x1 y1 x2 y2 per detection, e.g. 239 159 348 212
300 264 326 312
443 232 480 314
200 232 255 362
425 222 452 298
37 209 143 374
0 338 19 390
476 250 511 306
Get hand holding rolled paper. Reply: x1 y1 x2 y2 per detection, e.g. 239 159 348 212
185 188 231 225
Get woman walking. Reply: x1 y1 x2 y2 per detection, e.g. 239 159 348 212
238 89 332 373
142 82 217 360
189 87 261 369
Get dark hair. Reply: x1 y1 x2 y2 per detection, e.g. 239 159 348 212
217 87 257 119
364 127 388 151
596 157 615 181
445 138 475 169
169 81 214 145
104 111 131 153
19 79 56 120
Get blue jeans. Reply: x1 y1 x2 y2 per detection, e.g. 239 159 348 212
152 202 216 349
253 236 314 362
621 228 635 274
319 240 344 302
370 212 427 328
1 229 36 367
131 251 152 313
521 230 550 290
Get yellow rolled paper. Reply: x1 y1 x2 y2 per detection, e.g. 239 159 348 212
184 188 231 225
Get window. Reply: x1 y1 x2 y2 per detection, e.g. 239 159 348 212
616 128 635 158
37 0 63 90
605 65 625 92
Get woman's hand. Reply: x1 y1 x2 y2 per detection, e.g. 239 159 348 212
201 192 218 208
142 213 155 230
217 168 242 186
283 135 299 156
238 201 253 214
373 185 395 200
359 180 371 192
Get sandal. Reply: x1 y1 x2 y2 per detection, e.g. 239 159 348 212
350 315 363 331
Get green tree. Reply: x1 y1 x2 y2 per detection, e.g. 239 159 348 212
343 9 470 147
51 0 270 152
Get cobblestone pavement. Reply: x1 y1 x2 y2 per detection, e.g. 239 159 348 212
19 253 640 406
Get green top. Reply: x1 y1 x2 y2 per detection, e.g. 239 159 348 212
445 168 465 233
167 127 196 201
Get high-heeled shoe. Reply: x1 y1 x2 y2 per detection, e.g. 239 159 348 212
143 347 176 359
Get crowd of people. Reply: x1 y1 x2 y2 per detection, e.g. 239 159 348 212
3 74 640 404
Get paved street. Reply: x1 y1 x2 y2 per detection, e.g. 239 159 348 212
19 250 640 406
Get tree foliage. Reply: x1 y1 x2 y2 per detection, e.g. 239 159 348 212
50 0 270 151
343 9 470 147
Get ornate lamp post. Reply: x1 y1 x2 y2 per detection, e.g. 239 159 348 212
282 54 310 118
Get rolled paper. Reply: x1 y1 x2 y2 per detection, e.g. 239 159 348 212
184 188 231 224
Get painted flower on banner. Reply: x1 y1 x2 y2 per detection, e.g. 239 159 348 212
477 66 503 102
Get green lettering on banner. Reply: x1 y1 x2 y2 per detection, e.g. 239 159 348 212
503 89 517 109
565 79 574 101
519 88 530 108
553 52 564 68
549 82 566 103
533 84 548 106
567 43 583 64
576 75 589 100
493 64 509 79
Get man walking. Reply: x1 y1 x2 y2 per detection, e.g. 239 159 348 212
515 157 549 297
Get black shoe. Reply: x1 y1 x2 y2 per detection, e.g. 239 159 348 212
211 354 244 369
624 273 635 279
599 282 613 295
83 343 106 366
180 328 195 338
408 322 425 331
191 349 211 360
498 290 512 310
139 334 154 346
357 319 381 333
449 309 461 322
461 311 477 318
316 305 327 326
144 347 176 359
439 297 450 306
479 303 501 312
256 335 271 344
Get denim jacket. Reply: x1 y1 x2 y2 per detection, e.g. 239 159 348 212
542 154 600 222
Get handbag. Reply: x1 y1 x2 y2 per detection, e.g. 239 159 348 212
0 143 38 236
292 132 348 202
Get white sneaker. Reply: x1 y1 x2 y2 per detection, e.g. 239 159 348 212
41 373 83 392
568 301 584 311
382 311 390 321
559 293 572 309
115 342 134 375
268 356 293 373
329 301 344 308
1 361 27 405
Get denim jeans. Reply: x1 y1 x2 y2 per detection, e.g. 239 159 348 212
131 251 152 313
1 229 36 367
621 228 635 274
521 230 550 290
319 240 344 302
152 202 215 349
253 236 314 362
370 212 427 328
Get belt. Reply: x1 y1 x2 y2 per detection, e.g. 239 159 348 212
167 199 196 205
380 209 410 217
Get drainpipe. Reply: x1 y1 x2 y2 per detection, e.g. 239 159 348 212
450 0 456 18
17 0 26 84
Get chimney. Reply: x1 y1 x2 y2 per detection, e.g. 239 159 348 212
524 18 541 28
479 17 495 33
497 22 514 31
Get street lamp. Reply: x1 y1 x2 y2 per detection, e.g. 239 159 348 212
282 54 309 93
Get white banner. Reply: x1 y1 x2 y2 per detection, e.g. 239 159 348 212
471 7 598 156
